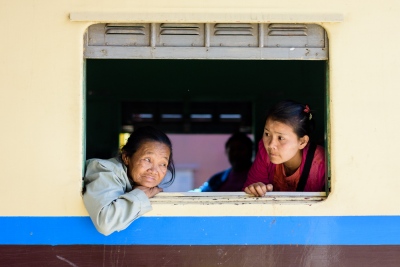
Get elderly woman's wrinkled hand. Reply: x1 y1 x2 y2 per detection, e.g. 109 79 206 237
244 182 273 197
135 185 163 198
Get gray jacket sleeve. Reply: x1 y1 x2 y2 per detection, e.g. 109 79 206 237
83 159 152 236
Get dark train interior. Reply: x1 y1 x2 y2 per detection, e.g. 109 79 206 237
85 59 327 190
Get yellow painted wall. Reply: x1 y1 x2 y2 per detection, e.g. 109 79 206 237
1 0 399 215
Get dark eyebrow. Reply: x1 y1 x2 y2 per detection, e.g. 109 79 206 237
264 127 287 136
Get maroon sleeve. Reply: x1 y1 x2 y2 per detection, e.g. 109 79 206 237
242 140 273 189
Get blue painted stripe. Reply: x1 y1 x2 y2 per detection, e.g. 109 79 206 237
0 216 399 245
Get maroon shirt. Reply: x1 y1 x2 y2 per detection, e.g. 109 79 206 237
243 140 326 192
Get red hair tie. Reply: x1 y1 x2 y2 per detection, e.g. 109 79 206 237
304 105 312 120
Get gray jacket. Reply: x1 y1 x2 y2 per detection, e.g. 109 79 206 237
83 157 152 236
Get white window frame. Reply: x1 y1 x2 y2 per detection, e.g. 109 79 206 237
83 22 330 204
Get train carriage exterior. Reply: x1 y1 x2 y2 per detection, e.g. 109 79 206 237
1 0 400 266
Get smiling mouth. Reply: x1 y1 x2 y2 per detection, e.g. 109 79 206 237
142 176 156 181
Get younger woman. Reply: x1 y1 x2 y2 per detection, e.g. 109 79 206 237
82 126 175 235
243 100 325 196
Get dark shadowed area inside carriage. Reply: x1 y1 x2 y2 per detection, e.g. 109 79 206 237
85 59 326 189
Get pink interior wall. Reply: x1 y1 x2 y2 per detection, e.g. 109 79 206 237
168 134 231 188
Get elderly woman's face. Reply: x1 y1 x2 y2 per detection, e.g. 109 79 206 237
123 141 170 188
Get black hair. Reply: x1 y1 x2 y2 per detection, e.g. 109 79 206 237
120 126 175 185
266 100 315 139
225 132 254 152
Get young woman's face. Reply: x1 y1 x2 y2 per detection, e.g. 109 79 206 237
262 119 308 166
123 141 170 188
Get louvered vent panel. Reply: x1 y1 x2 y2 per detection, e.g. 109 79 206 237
105 24 146 35
85 23 327 59
156 23 204 47
160 23 201 35
210 23 258 47
214 23 254 36
87 23 150 46
264 23 325 48
268 24 308 36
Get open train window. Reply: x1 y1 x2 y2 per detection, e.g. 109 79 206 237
84 23 329 202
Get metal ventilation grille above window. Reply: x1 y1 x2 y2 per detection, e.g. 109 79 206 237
265 23 325 48
159 24 201 35
84 23 328 59
157 23 204 47
214 23 254 36
267 24 308 36
210 23 258 47
105 24 147 35
88 23 150 46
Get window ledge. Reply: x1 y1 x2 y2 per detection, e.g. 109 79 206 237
151 192 326 205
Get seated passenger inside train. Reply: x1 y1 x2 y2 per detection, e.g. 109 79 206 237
82 126 175 236
196 132 254 192
243 100 325 196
